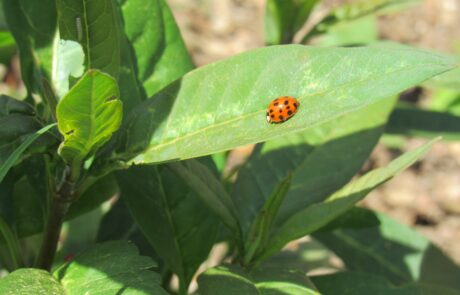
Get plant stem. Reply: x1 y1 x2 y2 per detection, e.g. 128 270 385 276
36 169 78 271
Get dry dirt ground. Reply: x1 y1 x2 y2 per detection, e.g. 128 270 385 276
167 0 460 264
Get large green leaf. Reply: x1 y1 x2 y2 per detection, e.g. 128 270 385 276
56 70 122 167
386 106 460 140
56 0 121 78
2 0 57 100
311 272 460 295
198 265 319 295
120 0 193 97
53 241 168 294
232 97 396 241
314 208 460 289
0 269 65 295
265 0 319 45
116 45 454 164
117 164 220 293
258 139 437 262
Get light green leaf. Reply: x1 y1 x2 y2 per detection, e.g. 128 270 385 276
259 138 437 262
302 0 420 43
0 269 65 295
198 265 319 295
117 164 219 293
56 0 121 78
314 208 460 289
117 45 454 164
54 241 169 295
52 39 85 98
311 272 460 295
56 70 122 167
121 0 193 97
0 123 56 183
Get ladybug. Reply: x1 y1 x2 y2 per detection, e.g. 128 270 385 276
266 96 300 123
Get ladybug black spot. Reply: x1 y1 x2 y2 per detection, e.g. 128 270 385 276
284 100 288 105
288 110 293 115
269 109 273 113
279 115 284 121
293 103 298 108
270 114 275 118
274 102 279 106
286 105 290 110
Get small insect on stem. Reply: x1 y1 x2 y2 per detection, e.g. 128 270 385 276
76 17 83 41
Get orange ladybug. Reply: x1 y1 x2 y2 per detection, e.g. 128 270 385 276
266 96 300 123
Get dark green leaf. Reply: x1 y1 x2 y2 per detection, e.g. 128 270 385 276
66 174 119 220
312 272 460 295
2 0 57 99
0 123 56 183
56 0 121 78
244 174 292 265
54 241 168 294
386 106 460 140
233 97 396 240
198 265 318 295
116 45 454 164
120 0 193 96
0 268 65 295
265 0 319 45
117 165 220 291
167 159 240 236
56 70 122 167
314 208 460 289
259 138 437 262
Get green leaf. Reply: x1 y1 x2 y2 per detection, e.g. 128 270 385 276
121 0 193 97
198 265 319 295
232 97 396 241
311 272 460 295
54 241 168 294
259 138 437 262
0 269 65 295
52 39 85 98
56 70 122 167
428 89 460 115
56 0 121 78
2 0 57 100
244 174 292 265
314 208 460 289
167 159 240 237
0 215 23 270
302 0 419 43
117 165 220 292
386 106 460 140
66 173 119 220
265 0 319 45
0 31 16 64
0 123 56 183
117 45 454 164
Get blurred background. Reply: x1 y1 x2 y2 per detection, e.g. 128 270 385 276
166 0 460 266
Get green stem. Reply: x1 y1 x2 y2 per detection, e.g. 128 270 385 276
0 216 23 270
